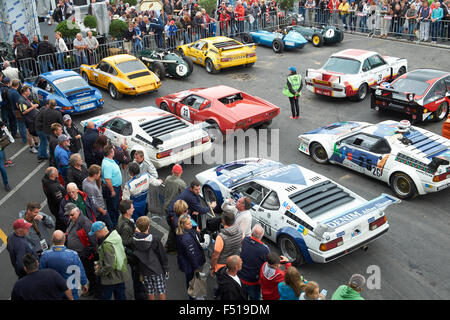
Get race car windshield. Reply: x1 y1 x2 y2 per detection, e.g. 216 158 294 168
391 78 429 95
323 57 361 74
116 60 147 74
52 76 89 92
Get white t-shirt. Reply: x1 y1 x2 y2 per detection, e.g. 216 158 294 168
229 273 242 286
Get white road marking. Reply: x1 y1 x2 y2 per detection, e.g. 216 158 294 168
0 162 47 208
9 145 28 161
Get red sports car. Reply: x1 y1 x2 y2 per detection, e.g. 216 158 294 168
371 69 450 122
155 85 280 134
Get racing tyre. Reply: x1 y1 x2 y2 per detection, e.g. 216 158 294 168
278 234 306 266
160 102 170 113
178 48 185 57
351 83 369 101
108 83 122 100
81 72 90 83
339 30 344 42
310 143 329 164
202 185 221 215
152 61 165 80
272 38 284 53
390 172 418 199
433 102 449 122
312 33 324 47
241 33 252 44
205 58 219 74
182 56 194 74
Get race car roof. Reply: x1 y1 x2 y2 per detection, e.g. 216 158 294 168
332 49 377 62
404 69 450 82
101 54 140 65
40 69 81 82
191 85 242 99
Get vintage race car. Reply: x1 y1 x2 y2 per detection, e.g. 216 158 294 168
292 25 344 47
240 27 308 53
196 158 399 265
80 106 212 168
305 49 407 101
25 69 104 114
443 115 450 139
155 85 280 134
298 120 450 199
80 54 161 100
371 69 450 122
138 49 193 80
177 36 257 74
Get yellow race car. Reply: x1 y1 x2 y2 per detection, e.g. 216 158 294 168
177 36 257 74
80 54 161 99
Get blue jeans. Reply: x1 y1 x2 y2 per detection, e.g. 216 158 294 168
359 16 368 32
242 283 261 300
341 14 348 30
38 56 53 73
74 54 87 67
37 130 49 159
103 185 121 228
133 40 143 55
0 149 8 186
408 20 416 40
56 52 65 70
431 21 441 41
17 119 28 143
101 282 126 300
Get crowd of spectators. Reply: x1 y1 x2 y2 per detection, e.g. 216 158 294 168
299 0 450 42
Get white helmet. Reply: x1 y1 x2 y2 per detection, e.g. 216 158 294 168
397 120 411 133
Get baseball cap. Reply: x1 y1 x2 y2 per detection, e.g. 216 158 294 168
58 134 70 143
288 66 296 73
348 274 366 289
172 164 183 174
88 221 107 236
63 114 71 122
63 203 78 216
13 219 32 230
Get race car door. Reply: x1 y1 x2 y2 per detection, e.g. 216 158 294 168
257 190 282 243
337 132 391 180
365 54 392 86
188 40 208 65
100 117 133 142
94 61 113 88
177 94 210 122
232 181 274 239
31 77 58 105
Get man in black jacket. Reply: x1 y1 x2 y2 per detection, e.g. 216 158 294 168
42 167 67 231
216 255 247 300
81 121 99 168
35 35 55 73
34 99 63 162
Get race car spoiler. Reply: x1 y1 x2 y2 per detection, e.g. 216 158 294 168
218 43 256 52
371 86 416 101
305 69 341 84
315 193 400 237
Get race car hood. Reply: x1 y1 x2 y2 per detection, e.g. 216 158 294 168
224 100 277 122
126 70 160 86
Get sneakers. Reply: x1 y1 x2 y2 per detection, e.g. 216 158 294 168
290 116 300 119
4 160 14 167
30 146 38 154
4 185 11 192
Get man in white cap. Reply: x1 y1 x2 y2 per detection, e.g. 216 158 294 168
62 114 82 154
331 273 366 300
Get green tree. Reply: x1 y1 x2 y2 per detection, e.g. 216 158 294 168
277 0 296 12
198 0 217 16
83 15 98 29
109 19 128 39
55 20 81 39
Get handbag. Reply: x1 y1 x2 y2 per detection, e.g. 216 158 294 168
187 272 207 299
0 131 11 149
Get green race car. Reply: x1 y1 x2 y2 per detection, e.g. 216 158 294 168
138 49 193 80
292 25 344 47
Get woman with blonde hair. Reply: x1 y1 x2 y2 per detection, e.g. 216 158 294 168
175 214 206 297
300 281 326 300
55 31 68 69
278 266 306 300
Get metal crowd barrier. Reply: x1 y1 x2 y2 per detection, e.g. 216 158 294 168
294 6 450 42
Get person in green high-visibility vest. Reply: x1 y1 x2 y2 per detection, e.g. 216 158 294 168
282 66 303 119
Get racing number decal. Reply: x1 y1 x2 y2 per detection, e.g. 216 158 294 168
176 64 188 77
180 106 190 120
259 220 272 237
377 73 383 83
325 29 335 38
372 167 382 177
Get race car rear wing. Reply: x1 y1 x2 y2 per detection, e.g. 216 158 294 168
305 69 341 84
218 43 256 52
315 193 400 238
371 86 416 101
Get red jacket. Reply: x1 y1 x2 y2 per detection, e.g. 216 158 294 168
220 11 231 29
235 4 245 21
328 0 341 13
259 261 292 300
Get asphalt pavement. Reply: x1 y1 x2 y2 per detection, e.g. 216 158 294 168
0 33 449 300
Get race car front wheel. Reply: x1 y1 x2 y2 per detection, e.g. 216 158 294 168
160 102 170 113
390 172 418 199
152 61 166 80
202 185 221 214
272 39 284 53
278 234 305 266
108 83 122 100
433 102 449 122
310 143 329 164
312 33 324 47
241 33 252 44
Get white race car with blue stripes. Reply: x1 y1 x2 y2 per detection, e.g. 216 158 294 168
196 158 400 265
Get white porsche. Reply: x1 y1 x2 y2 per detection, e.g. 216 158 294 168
305 49 407 101
298 120 450 199
196 158 399 265
80 106 212 168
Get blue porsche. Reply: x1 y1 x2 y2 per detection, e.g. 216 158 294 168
241 27 308 53
25 69 104 114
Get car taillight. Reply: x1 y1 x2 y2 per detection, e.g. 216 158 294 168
156 149 172 159
221 57 231 62
369 216 387 231
202 136 210 144
433 171 450 182
319 237 343 251
62 106 73 111
269 110 278 118
247 53 256 58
